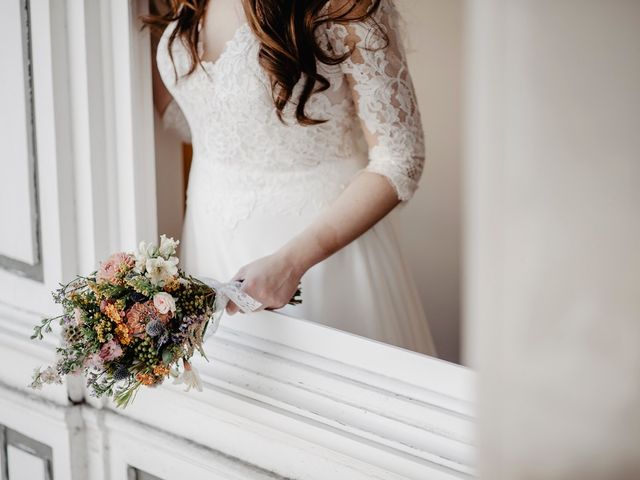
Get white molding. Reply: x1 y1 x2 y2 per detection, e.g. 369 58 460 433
84 408 285 480
112 312 475 479
108 0 158 250
0 381 85 480
0 299 474 478
0 0 158 312
225 313 473 404
0 301 71 405
0 0 77 313
64 0 111 273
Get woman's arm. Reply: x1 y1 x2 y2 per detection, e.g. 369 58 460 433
149 17 192 142
226 0 424 314
226 171 399 314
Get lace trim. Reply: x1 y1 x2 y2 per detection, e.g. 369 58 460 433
155 0 425 231
323 0 426 201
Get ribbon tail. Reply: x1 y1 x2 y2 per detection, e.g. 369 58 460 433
198 277 262 338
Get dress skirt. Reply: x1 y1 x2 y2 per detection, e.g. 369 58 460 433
179 165 437 357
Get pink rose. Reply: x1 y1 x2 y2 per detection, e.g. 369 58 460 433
97 252 135 283
99 340 123 362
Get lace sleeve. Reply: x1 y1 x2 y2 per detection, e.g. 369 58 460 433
324 0 425 201
162 99 192 143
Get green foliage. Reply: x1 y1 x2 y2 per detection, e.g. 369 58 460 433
113 380 142 408
31 315 61 340
124 274 160 298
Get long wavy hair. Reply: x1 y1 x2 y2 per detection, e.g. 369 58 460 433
144 0 384 125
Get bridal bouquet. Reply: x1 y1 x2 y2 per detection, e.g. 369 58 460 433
29 235 301 407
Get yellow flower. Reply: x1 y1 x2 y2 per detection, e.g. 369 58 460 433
136 373 156 386
94 319 111 343
104 303 123 324
114 323 132 345
163 277 180 292
153 364 170 377
88 282 102 298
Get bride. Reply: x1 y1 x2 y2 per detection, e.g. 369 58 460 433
147 0 436 356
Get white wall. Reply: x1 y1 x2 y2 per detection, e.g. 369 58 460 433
154 111 185 241
396 0 464 363
465 0 640 478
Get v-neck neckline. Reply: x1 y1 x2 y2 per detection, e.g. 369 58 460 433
197 1 249 68
197 22 250 68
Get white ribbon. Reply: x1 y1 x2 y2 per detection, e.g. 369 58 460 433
199 277 262 336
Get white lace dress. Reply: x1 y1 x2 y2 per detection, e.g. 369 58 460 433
157 0 436 356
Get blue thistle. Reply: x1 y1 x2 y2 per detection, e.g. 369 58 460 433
130 292 147 303
145 318 165 337
112 364 130 381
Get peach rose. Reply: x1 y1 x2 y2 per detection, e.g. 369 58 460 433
125 302 153 336
97 252 135 283
126 300 171 337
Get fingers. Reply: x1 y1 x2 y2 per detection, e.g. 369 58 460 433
226 301 239 316
224 260 298 315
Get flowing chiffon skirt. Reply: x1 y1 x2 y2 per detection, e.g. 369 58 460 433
180 165 437 357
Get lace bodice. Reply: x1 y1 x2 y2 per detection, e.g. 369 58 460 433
157 0 425 229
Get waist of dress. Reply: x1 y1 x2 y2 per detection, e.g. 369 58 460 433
185 154 367 228
190 153 367 187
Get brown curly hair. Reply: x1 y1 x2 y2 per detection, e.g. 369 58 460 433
143 0 385 125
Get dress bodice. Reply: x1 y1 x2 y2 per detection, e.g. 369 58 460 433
157 0 425 229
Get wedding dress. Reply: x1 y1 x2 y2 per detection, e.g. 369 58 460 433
156 0 436 356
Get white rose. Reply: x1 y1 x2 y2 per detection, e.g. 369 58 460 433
158 234 180 259
173 360 202 392
145 256 179 286
40 366 62 384
153 292 176 315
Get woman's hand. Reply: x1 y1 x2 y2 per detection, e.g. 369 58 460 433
226 251 305 315
225 172 400 316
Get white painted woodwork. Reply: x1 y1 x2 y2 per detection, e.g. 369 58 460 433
0 385 83 480
0 2 475 479
0 0 77 312
1 296 474 479
464 0 640 478
7 446 47 480
117 312 474 479
0 0 37 265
